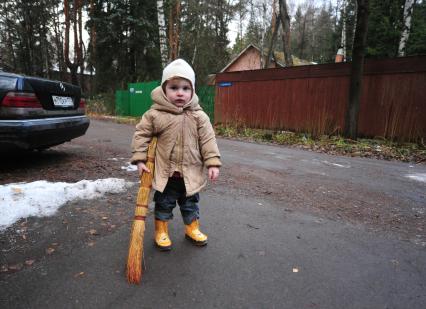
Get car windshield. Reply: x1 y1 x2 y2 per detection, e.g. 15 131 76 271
0 76 18 89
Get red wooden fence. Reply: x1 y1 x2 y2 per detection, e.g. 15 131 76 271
214 56 426 142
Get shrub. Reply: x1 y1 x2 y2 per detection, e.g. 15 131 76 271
86 93 115 115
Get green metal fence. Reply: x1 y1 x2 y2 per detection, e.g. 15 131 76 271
128 81 160 116
115 90 130 116
115 82 215 122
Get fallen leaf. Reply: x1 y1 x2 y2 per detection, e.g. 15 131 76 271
46 247 55 255
25 260 35 266
88 229 99 235
8 263 23 271
22 234 27 240
247 224 260 230
74 272 85 278
12 187 23 194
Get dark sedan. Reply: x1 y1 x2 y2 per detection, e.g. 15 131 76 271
0 72 90 151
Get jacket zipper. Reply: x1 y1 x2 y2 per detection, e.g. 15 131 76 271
180 112 185 172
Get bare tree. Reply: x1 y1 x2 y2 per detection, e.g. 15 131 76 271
168 0 181 61
264 0 280 68
278 0 293 66
398 0 416 56
344 0 369 139
53 4 65 81
64 0 84 85
157 0 168 67
88 0 96 92
341 0 347 60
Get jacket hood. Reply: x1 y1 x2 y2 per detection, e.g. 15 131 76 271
150 86 202 114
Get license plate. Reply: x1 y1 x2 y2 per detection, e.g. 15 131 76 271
52 95 74 107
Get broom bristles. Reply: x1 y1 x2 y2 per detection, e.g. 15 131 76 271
126 195 149 284
127 220 145 284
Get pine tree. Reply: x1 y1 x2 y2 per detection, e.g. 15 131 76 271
366 0 404 58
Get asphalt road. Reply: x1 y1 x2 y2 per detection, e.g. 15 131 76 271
1 119 425 309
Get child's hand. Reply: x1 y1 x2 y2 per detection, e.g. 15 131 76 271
137 162 150 175
208 167 219 181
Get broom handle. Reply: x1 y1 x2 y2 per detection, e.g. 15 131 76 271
135 137 157 212
144 136 157 184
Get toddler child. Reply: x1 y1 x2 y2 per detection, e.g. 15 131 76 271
131 59 221 250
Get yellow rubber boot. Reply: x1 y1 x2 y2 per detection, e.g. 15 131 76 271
154 220 172 251
185 220 208 246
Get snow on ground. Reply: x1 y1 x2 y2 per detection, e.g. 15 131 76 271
405 173 426 183
121 162 138 172
0 178 133 231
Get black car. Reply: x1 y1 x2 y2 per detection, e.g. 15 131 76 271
0 72 90 151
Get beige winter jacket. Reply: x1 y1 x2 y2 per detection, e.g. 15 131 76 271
131 86 221 196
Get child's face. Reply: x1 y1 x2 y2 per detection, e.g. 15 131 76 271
164 78 192 107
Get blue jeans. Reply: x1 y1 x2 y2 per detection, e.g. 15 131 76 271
153 177 200 225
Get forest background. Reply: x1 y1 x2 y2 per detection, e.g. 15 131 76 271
0 0 425 95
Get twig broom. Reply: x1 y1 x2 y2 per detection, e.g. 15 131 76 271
126 137 157 284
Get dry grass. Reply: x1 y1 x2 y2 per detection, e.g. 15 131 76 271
215 124 426 164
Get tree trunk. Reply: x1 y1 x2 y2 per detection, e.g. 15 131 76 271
264 13 280 68
343 0 369 140
77 0 84 87
352 1 358 52
4 7 17 70
299 14 307 60
263 0 280 69
53 5 65 81
157 0 168 67
398 0 416 56
278 0 293 66
341 0 347 60
89 0 96 93
168 0 181 61
64 0 84 86
42 23 52 78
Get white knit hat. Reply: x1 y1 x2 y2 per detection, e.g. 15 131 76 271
161 59 195 90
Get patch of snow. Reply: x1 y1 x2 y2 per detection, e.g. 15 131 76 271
121 162 137 172
0 178 133 230
405 173 426 183
412 207 424 215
